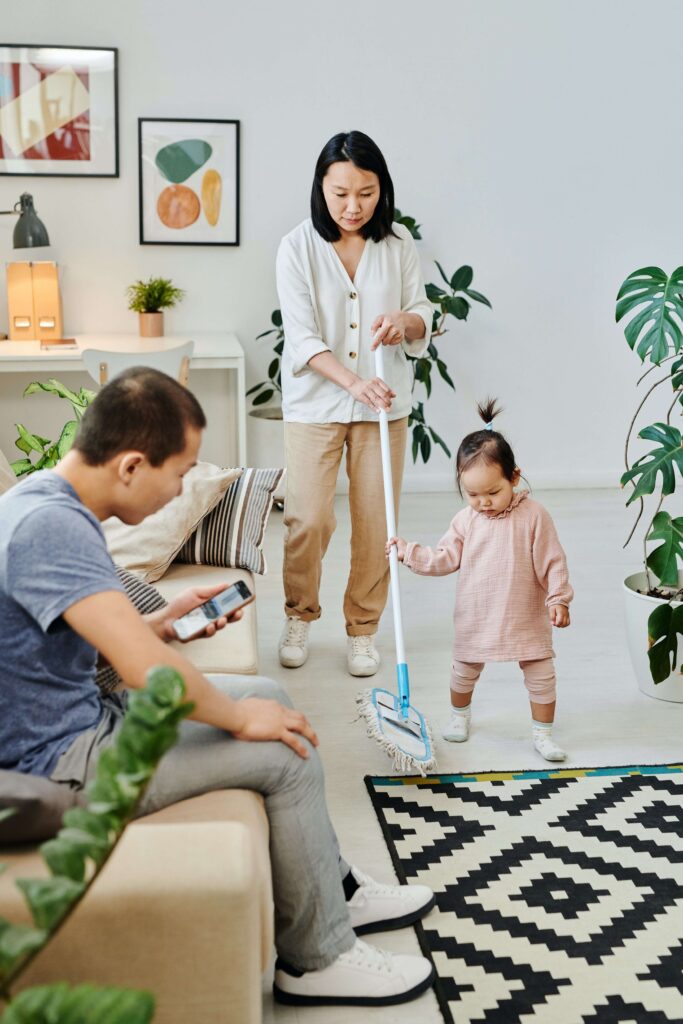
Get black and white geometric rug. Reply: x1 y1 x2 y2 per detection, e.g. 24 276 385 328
366 765 683 1023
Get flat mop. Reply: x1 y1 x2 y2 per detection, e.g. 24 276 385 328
356 345 437 776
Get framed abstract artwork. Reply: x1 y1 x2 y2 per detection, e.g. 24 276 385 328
138 118 240 246
0 44 118 177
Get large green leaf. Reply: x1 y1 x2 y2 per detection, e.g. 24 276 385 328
450 265 473 291
0 983 155 1023
616 266 683 365
621 423 683 503
23 379 81 405
56 420 78 460
15 424 45 455
647 602 683 683
9 458 33 478
15 877 85 931
646 511 683 587
0 922 46 974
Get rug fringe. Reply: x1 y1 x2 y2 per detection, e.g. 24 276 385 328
356 690 437 777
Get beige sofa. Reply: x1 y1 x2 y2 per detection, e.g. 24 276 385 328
0 450 274 1024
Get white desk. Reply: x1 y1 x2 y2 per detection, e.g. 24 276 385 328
0 332 247 466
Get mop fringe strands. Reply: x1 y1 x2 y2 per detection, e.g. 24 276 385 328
356 344 437 776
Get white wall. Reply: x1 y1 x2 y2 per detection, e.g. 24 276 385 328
2 0 679 490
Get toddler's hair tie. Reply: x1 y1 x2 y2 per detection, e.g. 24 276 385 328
485 422 494 431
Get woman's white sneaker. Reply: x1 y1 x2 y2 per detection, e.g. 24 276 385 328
273 938 434 1006
346 866 435 935
347 635 380 676
278 617 310 668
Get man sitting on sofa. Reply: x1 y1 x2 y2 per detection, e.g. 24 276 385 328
0 367 435 1009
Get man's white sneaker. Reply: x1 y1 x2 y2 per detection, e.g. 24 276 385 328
346 866 435 935
273 938 434 1006
532 724 566 762
442 705 471 743
278 617 310 668
347 635 380 677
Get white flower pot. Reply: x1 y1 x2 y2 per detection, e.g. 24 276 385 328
623 571 683 702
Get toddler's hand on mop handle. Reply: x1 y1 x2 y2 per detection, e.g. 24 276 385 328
386 537 407 562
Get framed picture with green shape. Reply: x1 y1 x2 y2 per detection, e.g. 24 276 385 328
138 117 240 246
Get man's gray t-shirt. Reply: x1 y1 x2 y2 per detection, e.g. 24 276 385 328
0 472 123 776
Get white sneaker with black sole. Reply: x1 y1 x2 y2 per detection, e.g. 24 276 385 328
273 938 434 1007
278 617 310 668
346 866 435 935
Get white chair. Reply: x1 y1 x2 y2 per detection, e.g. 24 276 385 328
81 341 194 387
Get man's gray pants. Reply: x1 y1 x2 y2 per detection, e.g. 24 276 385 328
51 675 356 971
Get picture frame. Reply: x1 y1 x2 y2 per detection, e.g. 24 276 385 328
0 44 118 177
138 118 240 246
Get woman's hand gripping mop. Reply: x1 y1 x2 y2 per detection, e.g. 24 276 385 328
356 345 436 775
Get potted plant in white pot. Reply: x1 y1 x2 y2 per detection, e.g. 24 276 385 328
126 277 184 338
617 266 683 700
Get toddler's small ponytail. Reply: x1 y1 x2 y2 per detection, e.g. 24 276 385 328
476 398 503 430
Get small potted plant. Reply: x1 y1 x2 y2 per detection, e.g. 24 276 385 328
126 277 184 338
617 266 683 700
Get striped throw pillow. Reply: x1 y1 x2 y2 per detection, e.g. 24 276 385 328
96 566 167 696
175 467 284 575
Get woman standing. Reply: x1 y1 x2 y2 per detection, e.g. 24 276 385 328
276 130 432 676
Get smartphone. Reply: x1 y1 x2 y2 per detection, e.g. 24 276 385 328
172 580 254 641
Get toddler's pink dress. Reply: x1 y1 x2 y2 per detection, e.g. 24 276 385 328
402 491 573 663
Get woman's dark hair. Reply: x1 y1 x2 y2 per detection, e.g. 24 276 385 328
456 398 518 494
73 366 207 467
310 131 397 243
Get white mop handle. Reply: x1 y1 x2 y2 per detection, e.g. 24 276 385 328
375 344 406 666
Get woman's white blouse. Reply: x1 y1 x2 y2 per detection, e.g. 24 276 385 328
276 219 432 423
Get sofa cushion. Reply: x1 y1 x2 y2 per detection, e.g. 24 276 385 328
175 468 283 575
103 463 242 582
0 769 80 845
156 564 258 675
96 567 168 695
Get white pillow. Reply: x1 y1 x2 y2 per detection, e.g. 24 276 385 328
0 448 16 495
103 462 242 582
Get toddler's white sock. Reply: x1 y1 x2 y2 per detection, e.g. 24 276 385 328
443 703 471 743
532 720 566 762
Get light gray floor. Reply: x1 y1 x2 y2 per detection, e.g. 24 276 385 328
258 488 682 1023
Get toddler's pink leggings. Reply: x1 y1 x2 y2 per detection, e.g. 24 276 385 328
451 658 557 705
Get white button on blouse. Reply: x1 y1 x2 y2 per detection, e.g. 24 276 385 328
276 219 432 423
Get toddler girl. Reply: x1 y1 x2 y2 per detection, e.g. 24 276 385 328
387 400 573 762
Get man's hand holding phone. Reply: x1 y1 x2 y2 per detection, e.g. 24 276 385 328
146 582 252 643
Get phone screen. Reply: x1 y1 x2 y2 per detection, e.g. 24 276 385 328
204 581 251 620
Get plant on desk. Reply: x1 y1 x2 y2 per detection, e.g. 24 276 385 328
126 278 185 339
10 379 95 478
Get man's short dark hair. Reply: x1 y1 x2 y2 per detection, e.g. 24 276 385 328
73 366 207 466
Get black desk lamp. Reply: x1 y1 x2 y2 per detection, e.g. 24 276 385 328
1 193 50 248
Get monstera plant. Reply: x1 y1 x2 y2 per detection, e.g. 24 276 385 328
617 267 683 692
0 667 194 1022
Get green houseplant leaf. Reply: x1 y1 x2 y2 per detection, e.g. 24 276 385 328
620 423 683 504
646 511 683 587
647 602 683 683
0 982 155 1023
616 266 683 365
